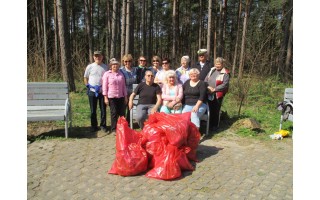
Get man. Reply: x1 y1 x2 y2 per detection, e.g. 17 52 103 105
84 51 109 136
136 55 151 83
193 49 212 81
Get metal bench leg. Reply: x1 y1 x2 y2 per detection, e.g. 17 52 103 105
130 109 133 128
65 116 68 138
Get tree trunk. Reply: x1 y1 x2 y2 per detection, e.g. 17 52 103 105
238 0 252 79
141 0 146 56
148 0 153 59
232 0 242 77
125 0 131 54
120 0 126 58
84 0 93 62
53 0 59 73
56 0 76 91
284 14 293 82
207 0 213 57
42 0 48 81
198 0 203 49
172 0 179 63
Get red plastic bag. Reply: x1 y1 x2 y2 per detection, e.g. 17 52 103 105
177 146 194 171
145 144 181 180
186 121 201 162
108 117 148 176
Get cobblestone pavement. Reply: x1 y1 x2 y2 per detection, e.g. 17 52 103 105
27 134 293 200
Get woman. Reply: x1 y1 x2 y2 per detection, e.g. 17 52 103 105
160 70 183 114
102 58 127 135
120 54 137 123
150 55 162 76
154 58 171 87
175 55 192 84
205 57 230 131
181 68 207 129
128 70 162 129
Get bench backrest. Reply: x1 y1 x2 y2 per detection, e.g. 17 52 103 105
27 82 69 106
284 88 293 102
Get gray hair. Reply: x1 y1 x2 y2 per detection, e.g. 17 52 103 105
165 70 178 84
181 55 190 63
189 68 200 75
215 57 225 64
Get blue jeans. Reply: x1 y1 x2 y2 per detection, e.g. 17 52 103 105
182 103 207 128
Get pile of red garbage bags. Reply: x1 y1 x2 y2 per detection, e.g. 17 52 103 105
108 112 201 180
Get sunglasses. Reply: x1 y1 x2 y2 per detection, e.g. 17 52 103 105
153 60 159 62
140 60 146 62
146 74 154 77
124 61 132 63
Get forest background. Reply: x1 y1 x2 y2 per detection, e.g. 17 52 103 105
0 1 319 199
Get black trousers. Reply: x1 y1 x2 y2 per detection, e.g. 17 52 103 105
109 97 125 131
208 96 224 129
88 91 107 128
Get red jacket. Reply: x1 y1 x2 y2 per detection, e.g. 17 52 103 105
206 67 230 99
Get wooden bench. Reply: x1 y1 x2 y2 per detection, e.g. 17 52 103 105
130 84 210 136
27 82 72 138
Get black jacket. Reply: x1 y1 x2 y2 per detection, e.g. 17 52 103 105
193 60 212 81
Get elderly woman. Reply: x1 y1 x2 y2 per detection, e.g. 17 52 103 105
160 70 183 114
102 58 127 135
120 54 138 123
128 70 162 129
182 68 207 129
175 55 192 84
205 57 230 131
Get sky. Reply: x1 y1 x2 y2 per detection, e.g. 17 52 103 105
1 1 320 199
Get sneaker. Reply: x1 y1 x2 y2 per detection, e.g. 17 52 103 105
97 131 107 138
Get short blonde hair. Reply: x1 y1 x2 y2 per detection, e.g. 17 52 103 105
189 68 200 75
122 54 133 64
152 55 161 63
164 70 178 84
215 57 225 64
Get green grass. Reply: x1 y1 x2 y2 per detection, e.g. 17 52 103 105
28 76 293 141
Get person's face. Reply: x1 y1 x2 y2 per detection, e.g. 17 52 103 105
94 54 103 64
139 57 147 67
111 64 119 71
123 59 132 67
162 61 170 70
152 59 160 67
181 60 187 68
168 75 176 85
189 72 199 82
198 54 206 62
145 72 154 82
215 62 223 70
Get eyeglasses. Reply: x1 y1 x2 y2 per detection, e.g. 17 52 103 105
146 74 154 77
162 62 168 64
124 61 132 63
152 60 159 62
140 60 146 62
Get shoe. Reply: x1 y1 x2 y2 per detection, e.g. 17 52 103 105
100 126 108 133
91 126 99 132
97 131 107 138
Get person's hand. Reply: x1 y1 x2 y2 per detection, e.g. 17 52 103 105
167 101 174 109
104 96 109 106
207 86 215 94
151 107 157 114
124 96 128 105
192 105 199 113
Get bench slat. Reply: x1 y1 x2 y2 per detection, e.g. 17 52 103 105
27 82 68 87
27 106 65 111
28 93 68 100
27 99 66 106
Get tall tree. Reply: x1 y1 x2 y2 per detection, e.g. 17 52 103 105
84 0 93 62
207 0 213 57
125 0 131 54
232 0 242 77
238 0 252 79
172 0 179 62
42 0 48 80
56 0 76 91
120 0 126 58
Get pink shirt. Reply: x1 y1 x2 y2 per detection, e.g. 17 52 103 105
161 83 183 105
102 70 127 98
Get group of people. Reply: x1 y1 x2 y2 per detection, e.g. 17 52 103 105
83 49 230 137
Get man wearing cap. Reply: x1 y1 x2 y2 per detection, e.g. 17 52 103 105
193 49 212 81
84 51 109 135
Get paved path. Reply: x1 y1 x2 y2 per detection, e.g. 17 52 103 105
27 134 292 200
